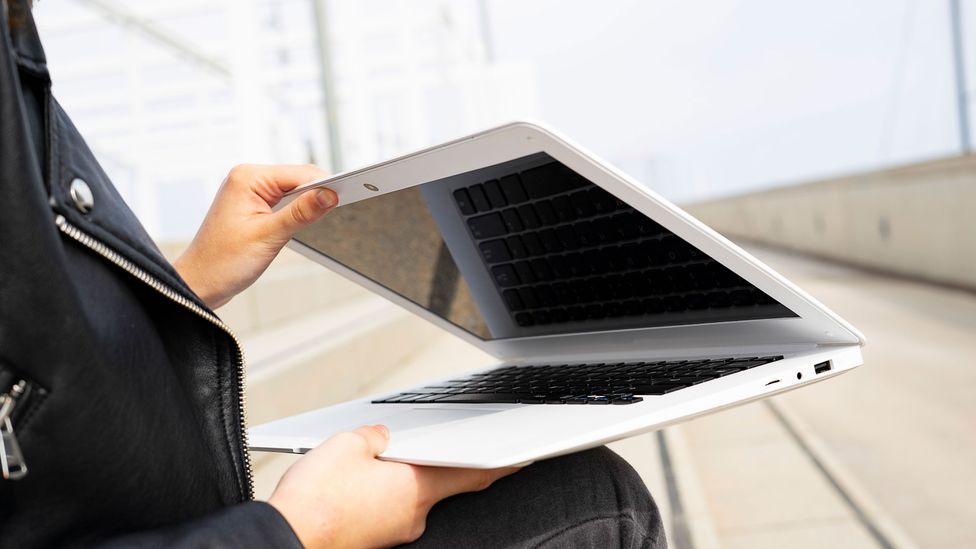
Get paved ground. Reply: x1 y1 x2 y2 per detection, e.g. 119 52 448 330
731 244 976 548
247 242 976 548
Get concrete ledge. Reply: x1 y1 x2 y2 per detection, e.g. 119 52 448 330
217 263 367 336
685 154 976 291
244 298 447 473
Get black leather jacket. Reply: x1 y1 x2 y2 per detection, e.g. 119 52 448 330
0 4 301 547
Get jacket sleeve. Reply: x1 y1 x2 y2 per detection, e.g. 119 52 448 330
94 501 304 549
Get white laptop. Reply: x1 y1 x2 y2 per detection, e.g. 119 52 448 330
248 121 864 468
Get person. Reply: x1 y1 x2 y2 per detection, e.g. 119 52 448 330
0 1 666 547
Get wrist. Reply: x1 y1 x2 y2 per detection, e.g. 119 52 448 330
268 495 338 549
174 248 227 309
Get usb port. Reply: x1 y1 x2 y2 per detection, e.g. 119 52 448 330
814 361 832 375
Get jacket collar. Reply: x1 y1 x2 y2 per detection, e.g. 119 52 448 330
4 0 48 78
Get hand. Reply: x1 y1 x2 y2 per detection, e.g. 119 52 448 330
174 164 337 309
268 425 520 548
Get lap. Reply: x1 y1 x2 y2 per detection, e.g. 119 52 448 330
402 446 667 549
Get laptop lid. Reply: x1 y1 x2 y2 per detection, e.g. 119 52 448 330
280 121 864 363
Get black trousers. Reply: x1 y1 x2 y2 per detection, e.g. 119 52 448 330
403 447 668 548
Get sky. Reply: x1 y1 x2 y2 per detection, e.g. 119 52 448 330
487 0 973 201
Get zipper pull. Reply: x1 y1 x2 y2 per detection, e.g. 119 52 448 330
0 380 29 480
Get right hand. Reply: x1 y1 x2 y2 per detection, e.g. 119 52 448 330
267 425 520 548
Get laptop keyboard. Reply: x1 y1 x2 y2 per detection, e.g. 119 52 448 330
373 355 783 405
452 161 777 328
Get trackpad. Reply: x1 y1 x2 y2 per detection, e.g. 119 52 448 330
380 407 504 433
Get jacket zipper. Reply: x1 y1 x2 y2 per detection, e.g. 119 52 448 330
0 380 29 480
54 214 254 500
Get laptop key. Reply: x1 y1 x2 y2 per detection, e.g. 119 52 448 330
515 312 535 326
522 163 568 199
371 394 412 403
436 393 520 404
728 360 767 368
574 221 598 247
503 289 525 311
556 225 581 250
518 287 541 308
522 233 546 256
453 189 475 215
570 190 597 218
469 213 507 239
532 311 552 325
531 259 555 281
412 395 448 403
552 195 577 223
539 229 564 253
514 262 536 284
479 239 511 263
491 264 519 287
371 358 750 404
518 204 541 229
483 179 507 208
535 201 558 226
468 184 491 212
501 208 524 232
507 235 528 259
499 174 529 204
589 188 618 214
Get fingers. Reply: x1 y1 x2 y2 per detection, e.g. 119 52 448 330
349 424 390 457
219 163 337 244
266 186 338 237
228 163 329 204
417 465 522 502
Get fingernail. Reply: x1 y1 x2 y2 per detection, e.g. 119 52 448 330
373 424 390 437
315 189 336 208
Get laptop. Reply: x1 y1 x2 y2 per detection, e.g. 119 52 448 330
248 121 864 468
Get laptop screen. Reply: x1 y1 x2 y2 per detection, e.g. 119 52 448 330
294 152 796 340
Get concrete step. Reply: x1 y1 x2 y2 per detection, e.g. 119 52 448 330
678 401 879 549
218 250 371 336
242 296 448 476
160 242 371 336
740 243 971 548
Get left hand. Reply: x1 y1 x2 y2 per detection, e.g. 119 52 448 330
174 163 337 309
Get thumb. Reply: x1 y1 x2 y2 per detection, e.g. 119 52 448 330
267 188 338 238
352 424 391 457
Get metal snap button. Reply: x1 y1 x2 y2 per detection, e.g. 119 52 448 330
69 178 94 213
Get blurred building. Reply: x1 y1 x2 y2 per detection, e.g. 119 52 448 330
34 0 538 241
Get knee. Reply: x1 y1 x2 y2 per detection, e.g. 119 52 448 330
533 446 666 546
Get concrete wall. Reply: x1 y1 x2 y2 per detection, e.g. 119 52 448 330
685 154 976 291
